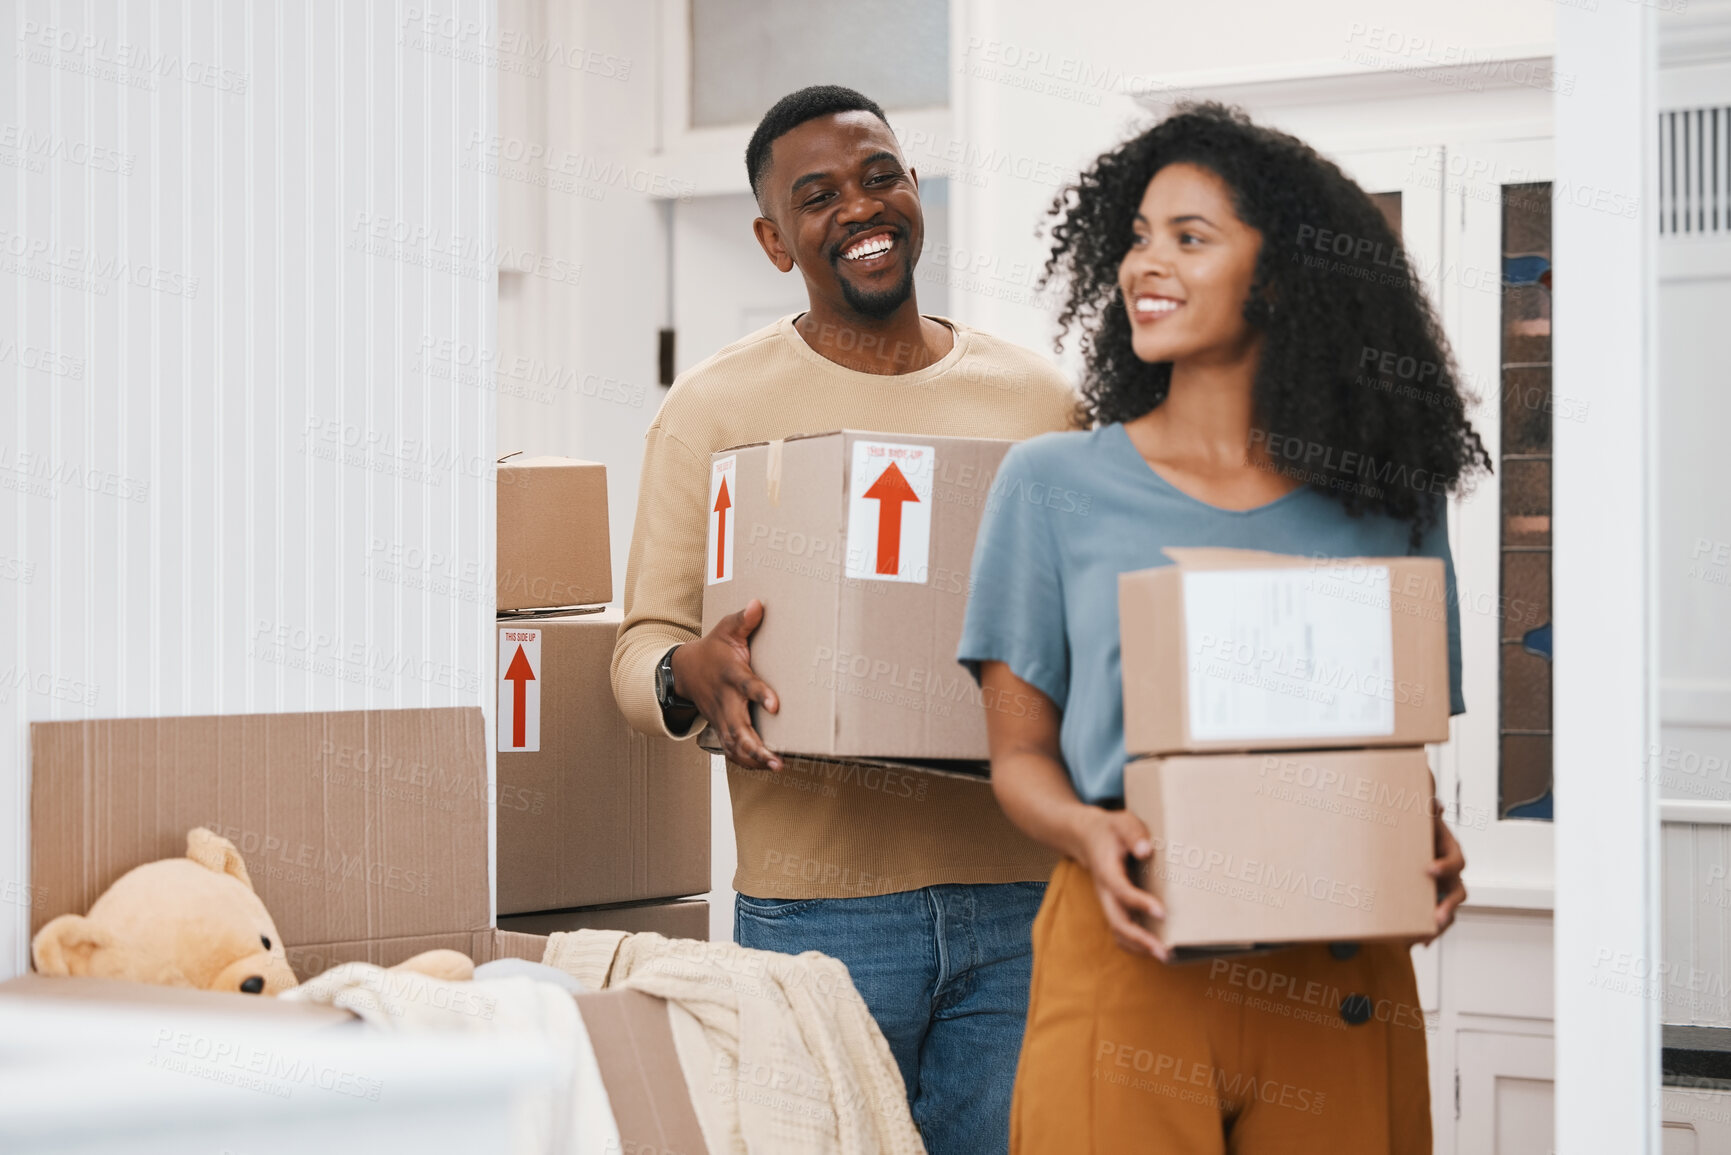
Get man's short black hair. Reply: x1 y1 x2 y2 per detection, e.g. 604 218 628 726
745 85 890 202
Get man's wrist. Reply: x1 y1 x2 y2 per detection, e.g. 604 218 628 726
656 645 699 729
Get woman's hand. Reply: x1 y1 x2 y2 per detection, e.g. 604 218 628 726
1073 807 1169 961
1421 805 1468 944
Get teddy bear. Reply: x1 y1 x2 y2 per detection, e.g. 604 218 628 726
31 827 473 995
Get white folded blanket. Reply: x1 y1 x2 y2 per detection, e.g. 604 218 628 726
282 963 619 1155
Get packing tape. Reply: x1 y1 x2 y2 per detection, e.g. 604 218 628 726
765 438 784 506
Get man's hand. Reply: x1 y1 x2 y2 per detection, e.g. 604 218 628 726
670 599 782 771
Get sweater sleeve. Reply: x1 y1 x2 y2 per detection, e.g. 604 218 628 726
610 424 710 740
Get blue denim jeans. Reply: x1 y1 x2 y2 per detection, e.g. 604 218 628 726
734 881 1046 1155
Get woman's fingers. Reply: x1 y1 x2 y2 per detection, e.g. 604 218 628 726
1096 880 1169 961
1425 812 1468 937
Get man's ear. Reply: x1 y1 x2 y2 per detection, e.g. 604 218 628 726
32 915 113 976
753 216 796 273
186 827 256 891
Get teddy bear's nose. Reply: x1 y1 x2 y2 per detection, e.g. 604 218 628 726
239 975 265 994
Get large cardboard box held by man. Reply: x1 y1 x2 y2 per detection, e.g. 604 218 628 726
496 454 611 611
1124 748 1437 951
495 609 710 915
1119 548 1452 756
701 430 1019 763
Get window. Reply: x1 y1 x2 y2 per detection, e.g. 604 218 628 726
1499 182 1554 821
689 0 949 128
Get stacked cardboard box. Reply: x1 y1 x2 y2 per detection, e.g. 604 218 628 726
700 430 1016 775
1117 548 1452 953
495 455 710 933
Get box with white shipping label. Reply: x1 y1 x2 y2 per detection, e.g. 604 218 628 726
1119 548 1451 756
701 430 1015 764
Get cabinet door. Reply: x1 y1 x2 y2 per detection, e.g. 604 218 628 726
1661 1086 1731 1152
1457 1030 1554 1154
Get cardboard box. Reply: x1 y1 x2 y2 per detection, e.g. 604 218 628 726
1124 748 1437 951
29 708 611 979
499 899 709 941
24 711 708 1151
701 430 1013 763
495 609 710 915
578 989 712 1155
1120 548 1451 756
496 454 611 611
32 708 499 980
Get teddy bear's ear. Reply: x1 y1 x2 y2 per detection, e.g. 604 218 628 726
186 827 256 891
32 914 114 977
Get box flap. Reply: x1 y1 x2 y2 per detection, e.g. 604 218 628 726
31 708 491 961
578 989 710 1155
716 429 844 455
1161 547 1326 569
501 454 605 470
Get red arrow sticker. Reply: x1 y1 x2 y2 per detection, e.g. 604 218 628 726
497 628 541 752
846 440 933 582
707 455 737 585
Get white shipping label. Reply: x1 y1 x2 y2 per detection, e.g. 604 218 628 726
845 440 934 582
707 455 737 585
497 627 542 752
1183 566 1397 742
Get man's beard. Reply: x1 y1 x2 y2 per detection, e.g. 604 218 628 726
835 257 916 320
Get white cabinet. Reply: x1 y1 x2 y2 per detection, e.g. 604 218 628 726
1457 1031 1554 1155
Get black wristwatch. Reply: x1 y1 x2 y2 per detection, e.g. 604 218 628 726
655 645 697 718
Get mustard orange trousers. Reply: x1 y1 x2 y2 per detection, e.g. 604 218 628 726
1011 859 1432 1154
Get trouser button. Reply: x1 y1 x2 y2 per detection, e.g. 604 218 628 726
1328 941 1360 961
1340 993 1373 1025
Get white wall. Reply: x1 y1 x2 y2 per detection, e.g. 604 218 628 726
0 0 496 977
493 0 665 602
944 0 1555 339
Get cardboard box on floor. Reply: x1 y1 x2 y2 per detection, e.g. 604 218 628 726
23 706 710 1154
495 608 710 915
30 707 548 980
1119 549 1452 757
1124 748 1437 952
496 454 612 611
498 898 709 941
701 430 1017 765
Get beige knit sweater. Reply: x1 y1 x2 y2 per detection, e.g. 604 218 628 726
546 928 924 1155
611 314 1073 898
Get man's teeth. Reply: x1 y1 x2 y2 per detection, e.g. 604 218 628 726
843 236 894 261
1135 297 1180 314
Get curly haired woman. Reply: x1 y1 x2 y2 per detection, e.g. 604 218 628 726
957 104 1490 1154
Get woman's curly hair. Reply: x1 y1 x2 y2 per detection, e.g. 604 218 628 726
1042 102 1491 535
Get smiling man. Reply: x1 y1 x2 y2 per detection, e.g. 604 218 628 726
609 87 1075 1154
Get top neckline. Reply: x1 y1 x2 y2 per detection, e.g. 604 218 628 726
776 313 971 387
1104 422 1312 518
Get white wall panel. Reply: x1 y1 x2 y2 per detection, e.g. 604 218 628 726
0 0 496 978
